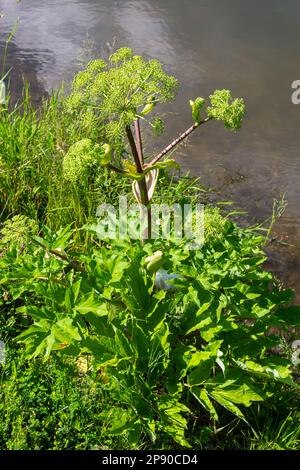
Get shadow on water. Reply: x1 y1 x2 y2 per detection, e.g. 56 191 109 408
0 0 300 299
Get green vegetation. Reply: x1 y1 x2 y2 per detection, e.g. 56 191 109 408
0 47 299 450
63 48 245 238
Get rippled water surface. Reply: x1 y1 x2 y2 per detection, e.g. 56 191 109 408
1 0 300 296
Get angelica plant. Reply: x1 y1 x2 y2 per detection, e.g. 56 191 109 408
64 47 246 238
62 138 111 183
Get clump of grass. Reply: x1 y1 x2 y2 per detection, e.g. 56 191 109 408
204 206 230 243
249 411 300 450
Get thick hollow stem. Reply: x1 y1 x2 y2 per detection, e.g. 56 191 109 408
148 117 212 167
126 124 151 239
126 124 144 174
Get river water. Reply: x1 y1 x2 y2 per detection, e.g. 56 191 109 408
1 0 300 298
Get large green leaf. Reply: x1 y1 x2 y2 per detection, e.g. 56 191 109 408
190 387 219 421
80 336 118 366
158 396 191 448
187 341 223 386
75 293 107 315
188 357 214 386
208 381 264 407
209 391 246 420
51 317 82 343
235 358 294 385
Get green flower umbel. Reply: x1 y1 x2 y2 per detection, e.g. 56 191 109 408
207 90 245 130
63 139 111 183
66 47 178 145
